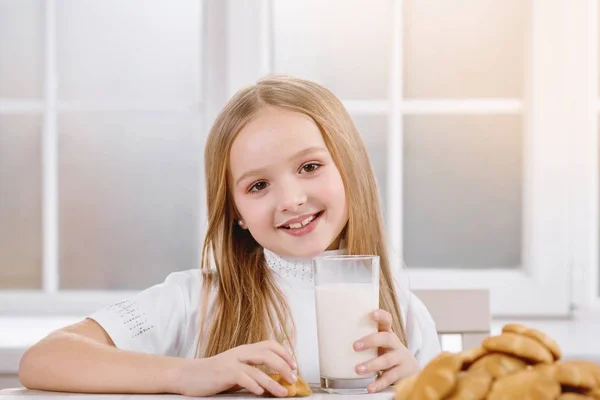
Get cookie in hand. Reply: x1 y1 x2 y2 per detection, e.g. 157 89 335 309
267 373 312 397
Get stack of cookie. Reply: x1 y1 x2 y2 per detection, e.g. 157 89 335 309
395 323 600 400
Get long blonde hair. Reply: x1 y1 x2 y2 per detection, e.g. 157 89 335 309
196 75 406 359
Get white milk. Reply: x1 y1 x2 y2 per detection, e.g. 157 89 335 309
314 283 379 379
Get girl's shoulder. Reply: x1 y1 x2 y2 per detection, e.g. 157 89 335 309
162 268 204 293
87 269 207 357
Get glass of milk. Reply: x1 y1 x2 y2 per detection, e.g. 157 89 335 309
312 255 380 394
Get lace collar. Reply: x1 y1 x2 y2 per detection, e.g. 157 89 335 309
263 247 345 283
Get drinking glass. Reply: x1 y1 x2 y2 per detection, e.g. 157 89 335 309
313 255 380 394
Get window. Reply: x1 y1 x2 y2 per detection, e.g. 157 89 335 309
260 0 590 316
2 0 599 317
0 0 215 313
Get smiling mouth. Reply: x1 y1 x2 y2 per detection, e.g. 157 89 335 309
279 211 323 230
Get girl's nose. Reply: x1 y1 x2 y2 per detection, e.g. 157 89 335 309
277 183 307 212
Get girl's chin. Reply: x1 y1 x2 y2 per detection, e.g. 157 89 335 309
268 227 341 258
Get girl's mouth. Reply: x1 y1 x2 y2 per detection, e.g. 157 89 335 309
279 211 323 236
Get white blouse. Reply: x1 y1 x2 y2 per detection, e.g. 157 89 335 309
88 249 441 384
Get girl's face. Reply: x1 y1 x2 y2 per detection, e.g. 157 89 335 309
229 107 348 258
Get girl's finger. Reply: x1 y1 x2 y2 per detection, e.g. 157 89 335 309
367 365 405 393
261 340 297 370
354 331 402 351
355 351 400 375
372 309 393 332
228 384 243 392
240 348 296 385
244 365 289 398
236 371 264 396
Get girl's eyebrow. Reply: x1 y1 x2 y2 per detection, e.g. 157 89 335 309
292 145 328 160
234 146 328 187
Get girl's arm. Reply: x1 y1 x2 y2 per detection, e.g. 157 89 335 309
19 318 297 397
18 318 187 394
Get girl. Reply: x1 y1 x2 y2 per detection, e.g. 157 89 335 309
18 75 441 397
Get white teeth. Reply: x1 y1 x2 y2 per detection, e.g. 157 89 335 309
284 214 317 229
301 216 314 225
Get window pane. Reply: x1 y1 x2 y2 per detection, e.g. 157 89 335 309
353 115 388 220
404 115 522 268
0 115 43 289
58 113 203 290
0 0 43 98
56 0 202 105
404 0 529 98
273 0 392 100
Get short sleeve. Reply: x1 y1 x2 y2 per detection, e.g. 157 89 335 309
88 270 199 357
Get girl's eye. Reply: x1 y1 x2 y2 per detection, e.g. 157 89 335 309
301 163 321 173
249 181 269 193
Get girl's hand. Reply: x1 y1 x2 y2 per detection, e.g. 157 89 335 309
174 340 297 397
353 309 420 393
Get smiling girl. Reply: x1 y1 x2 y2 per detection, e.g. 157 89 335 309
19 75 441 397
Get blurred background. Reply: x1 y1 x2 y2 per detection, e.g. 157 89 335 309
1 0 599 322
3 0 600 389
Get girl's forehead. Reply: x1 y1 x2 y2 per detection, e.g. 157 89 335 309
239 107 320 144
229 108 328 174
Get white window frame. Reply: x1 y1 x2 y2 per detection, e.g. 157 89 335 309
570 0 600 312
404 0 598 316
2 0 599 317
223 0 599 317
0 0 225 315
403 0 600 317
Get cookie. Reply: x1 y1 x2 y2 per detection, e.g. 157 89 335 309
558 394 594 400
574 361 600 387
585 388 600 400
548 361 597 390
533 363 557 378
502 323 562 361
460 346 489 370
292 377 311 397
408 352 462 400
267 374 312 397
482 333 554 364
487 369 561 400
394 374 418 399
445 370 493 400
468 353 527 379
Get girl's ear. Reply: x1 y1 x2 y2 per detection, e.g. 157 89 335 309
231 201 246 229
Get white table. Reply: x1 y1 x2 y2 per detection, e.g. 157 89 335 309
0 387 394 399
